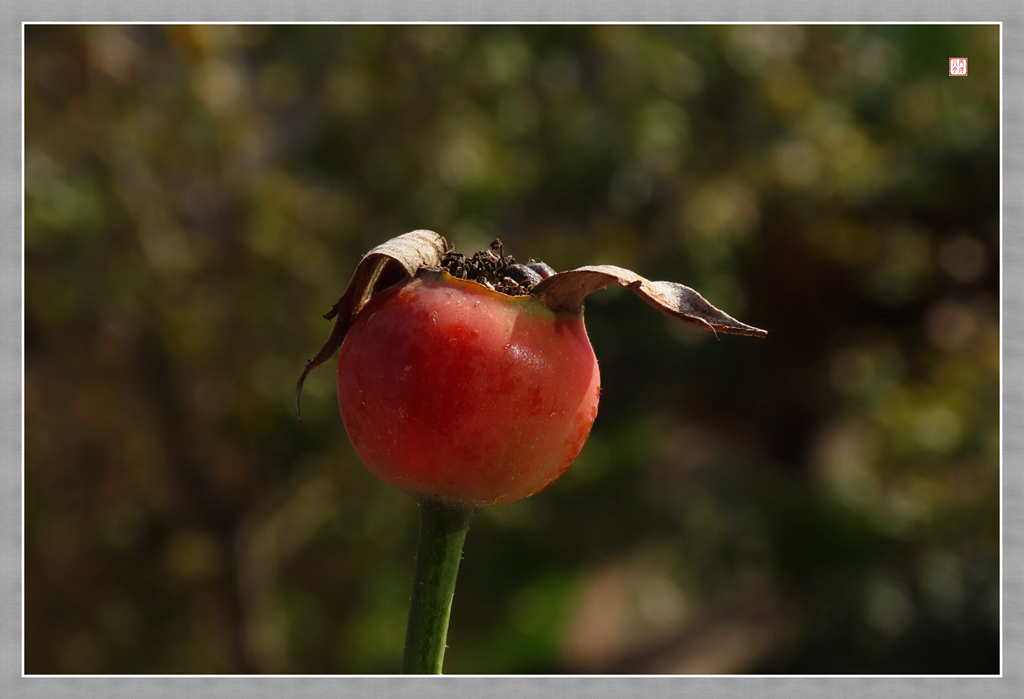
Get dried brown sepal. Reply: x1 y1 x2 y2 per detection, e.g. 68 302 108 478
295 229 448 420
531 265 768 339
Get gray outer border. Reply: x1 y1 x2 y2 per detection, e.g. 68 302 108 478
5 1 1020 698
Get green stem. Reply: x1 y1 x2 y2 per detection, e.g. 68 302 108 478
402 499 474 674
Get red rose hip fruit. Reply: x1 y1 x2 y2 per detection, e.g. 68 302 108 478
337 269 601 508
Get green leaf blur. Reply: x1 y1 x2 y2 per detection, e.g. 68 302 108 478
24 24 999 674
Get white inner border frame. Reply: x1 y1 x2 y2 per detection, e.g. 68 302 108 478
7 2 1020 698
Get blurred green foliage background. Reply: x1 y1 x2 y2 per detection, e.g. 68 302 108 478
24 24 999 675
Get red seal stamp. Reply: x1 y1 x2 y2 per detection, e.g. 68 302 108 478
949 58 968 76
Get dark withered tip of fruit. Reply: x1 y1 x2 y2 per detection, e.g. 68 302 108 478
437 241 544 296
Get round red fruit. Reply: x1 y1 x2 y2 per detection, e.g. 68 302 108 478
337 269 601 507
